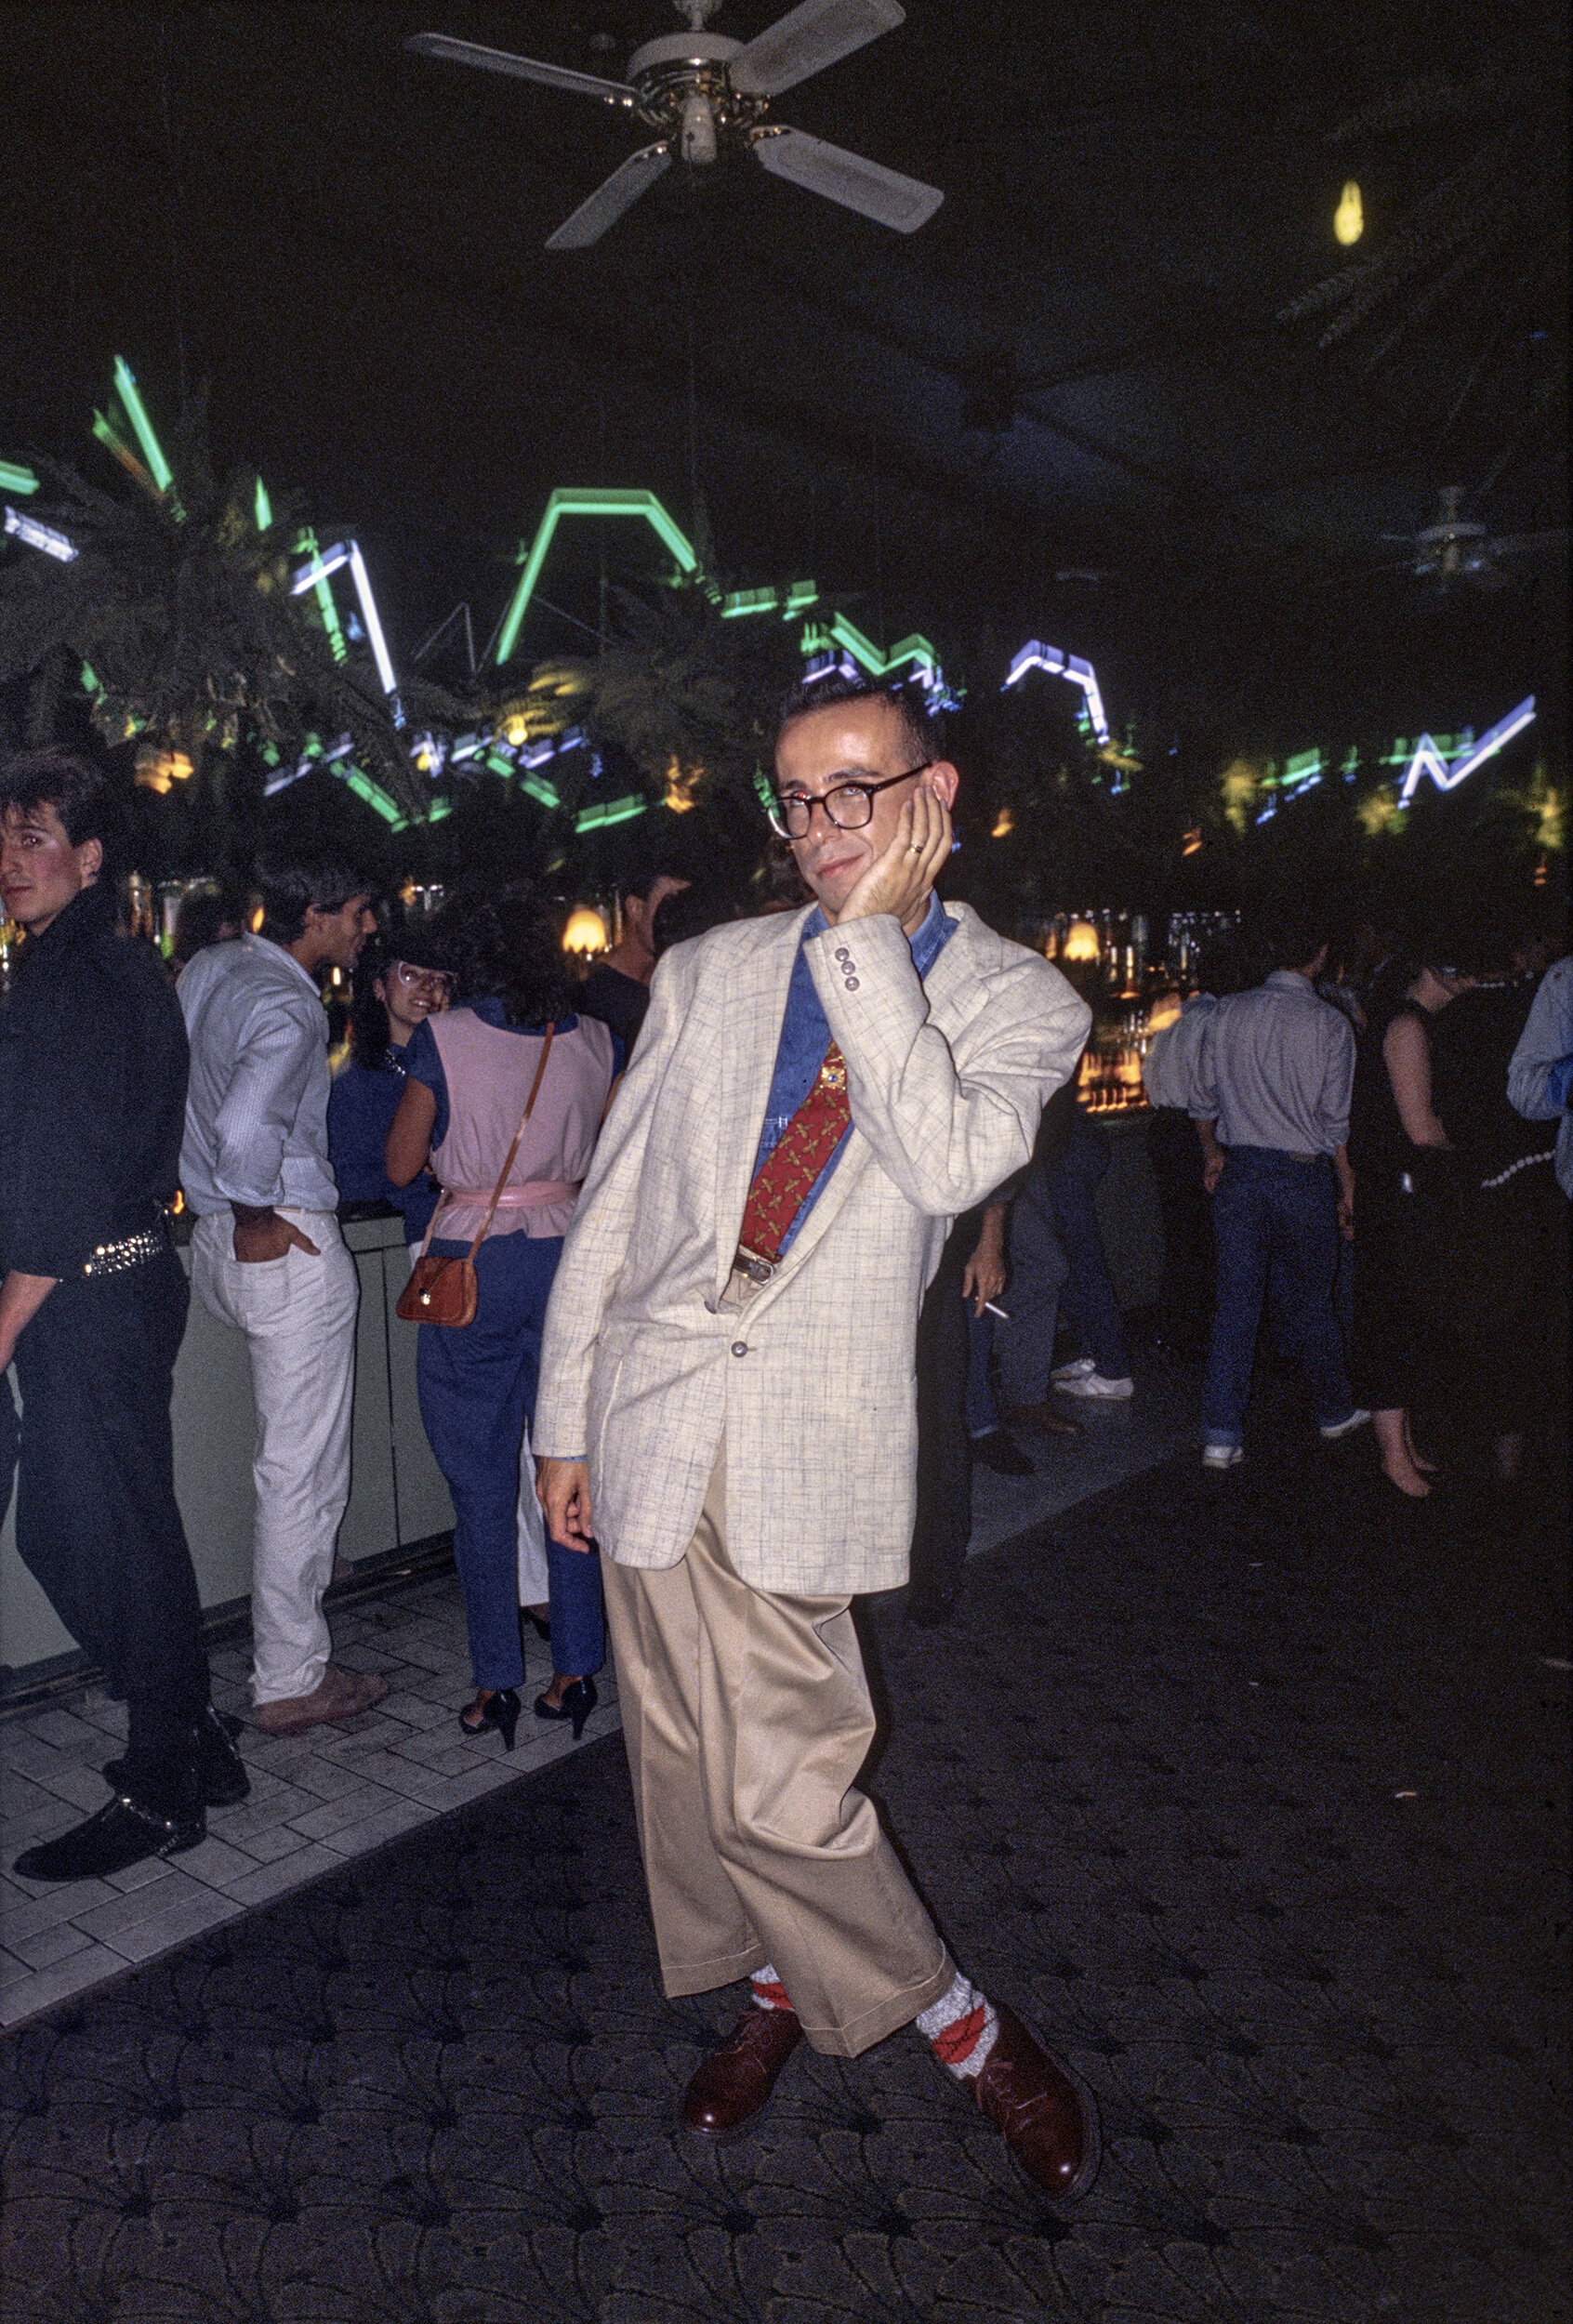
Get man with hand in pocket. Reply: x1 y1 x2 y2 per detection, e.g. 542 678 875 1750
179 853 388 1734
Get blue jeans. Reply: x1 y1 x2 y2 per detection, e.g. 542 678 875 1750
1045 1114 1130 1380
417 1234 604 1690
1201 1147 1357 1448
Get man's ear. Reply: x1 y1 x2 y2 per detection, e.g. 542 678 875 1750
927 760 959 812
78 836 104 885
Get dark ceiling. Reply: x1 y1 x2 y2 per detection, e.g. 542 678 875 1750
4 0 1567 743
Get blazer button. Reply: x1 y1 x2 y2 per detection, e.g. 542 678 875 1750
844 977 860 990
834 946 850 962
731 1340 747 1357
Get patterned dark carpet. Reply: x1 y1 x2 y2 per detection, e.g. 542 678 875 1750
2 1417 1567 2324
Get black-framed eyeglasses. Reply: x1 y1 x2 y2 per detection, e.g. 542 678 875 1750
767 763 932 839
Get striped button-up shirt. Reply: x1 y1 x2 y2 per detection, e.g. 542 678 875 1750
178 936 337 1215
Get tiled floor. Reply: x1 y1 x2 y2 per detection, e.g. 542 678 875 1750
0 1355 1197 2029
0 1582 622 2027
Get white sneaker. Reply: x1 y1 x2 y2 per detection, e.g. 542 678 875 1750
1055 1370 1135 1400
1050 1355 1096 1382
1201 1443 1243 1471
1318 1408 1371 1440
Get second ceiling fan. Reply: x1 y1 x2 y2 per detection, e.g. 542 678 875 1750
408 0 943 249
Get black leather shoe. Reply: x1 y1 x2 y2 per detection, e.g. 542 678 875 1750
105 1706 248 1808
535 1675 597 1740
972 1430 1036 1477
14 1792 206 1883
681 2004 803 2137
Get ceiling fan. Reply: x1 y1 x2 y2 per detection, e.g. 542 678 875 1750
1381 485 1568 592
407 0 943 249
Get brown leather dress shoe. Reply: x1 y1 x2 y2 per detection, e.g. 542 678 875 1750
681 2004 803 2138
1003 1400 1083 1440
973 2005 1101 2200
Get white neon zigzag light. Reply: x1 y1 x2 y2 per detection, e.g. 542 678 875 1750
291 542 398 702
1395 698 1537 805
1002 641 1111 745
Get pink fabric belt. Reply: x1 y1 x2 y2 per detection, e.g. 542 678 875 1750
441 1179 582 1208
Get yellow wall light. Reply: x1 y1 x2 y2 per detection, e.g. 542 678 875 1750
1334 181 1363 246
562 905 609 955
1062 918 1100 962
990 806 1014 838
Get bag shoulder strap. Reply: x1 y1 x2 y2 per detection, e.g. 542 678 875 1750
465 1024 555 1261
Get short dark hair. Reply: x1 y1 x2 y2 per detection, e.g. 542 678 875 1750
0 746 126 880
1253 897 1333 974
773 672 944 770
621 857 689 905
254 852 374 947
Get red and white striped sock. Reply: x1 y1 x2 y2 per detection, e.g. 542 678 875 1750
749 1964 795 2014
917 1973 999 2081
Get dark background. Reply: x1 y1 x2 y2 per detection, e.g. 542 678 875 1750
2 0 1566 773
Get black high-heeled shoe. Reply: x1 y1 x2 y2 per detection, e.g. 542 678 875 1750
534 1676 597 1741
458 1688 522 1750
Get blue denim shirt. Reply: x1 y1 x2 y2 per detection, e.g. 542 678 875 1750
751 894 955 1254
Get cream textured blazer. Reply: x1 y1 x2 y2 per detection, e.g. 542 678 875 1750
535 902 1091 1593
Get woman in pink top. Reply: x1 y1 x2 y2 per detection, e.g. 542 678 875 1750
387 891 619 1747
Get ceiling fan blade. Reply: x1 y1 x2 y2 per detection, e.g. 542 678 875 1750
405 33 636 105
731 0 905 99
546 143 672 250
1489 528 1569 557
749 126 941 231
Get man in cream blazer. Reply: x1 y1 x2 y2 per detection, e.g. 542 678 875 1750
537 677 1099 2198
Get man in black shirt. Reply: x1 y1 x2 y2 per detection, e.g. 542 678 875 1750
0 747 245 1882
576 859 690 1055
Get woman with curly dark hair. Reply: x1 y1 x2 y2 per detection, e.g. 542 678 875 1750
386 888 619 1747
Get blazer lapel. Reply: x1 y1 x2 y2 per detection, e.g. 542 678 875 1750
711 906 812 1298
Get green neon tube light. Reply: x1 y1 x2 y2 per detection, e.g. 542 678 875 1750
826 612 940 684
495 488 702 666
92 408 158 494
1284 749 1321 782
575 794 647 832
0 459 38 496
112 358 174 495
343 768 407 828
295 528 347 664
519 773 562 810
720 586 779 619
427 797 453 824
255 476 272 531
782 579 819 616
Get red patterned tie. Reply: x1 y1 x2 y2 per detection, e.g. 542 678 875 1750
736 1045 852 1273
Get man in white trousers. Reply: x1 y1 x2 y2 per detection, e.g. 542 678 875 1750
179 853 389 1734
537 676 1101 2199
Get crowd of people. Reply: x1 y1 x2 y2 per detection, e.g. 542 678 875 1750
1 686 1567 2204
1142 896 1569 1495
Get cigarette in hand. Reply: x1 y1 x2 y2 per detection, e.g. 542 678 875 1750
983 1301 1010 1321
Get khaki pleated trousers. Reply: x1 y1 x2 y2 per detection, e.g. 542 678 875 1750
601 1441 954 2057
